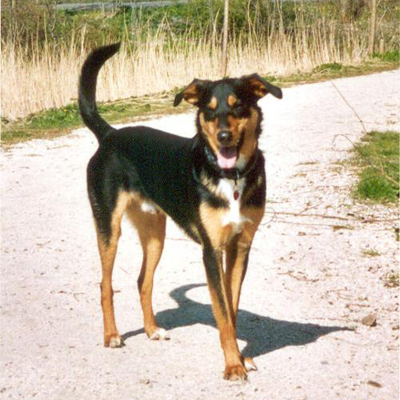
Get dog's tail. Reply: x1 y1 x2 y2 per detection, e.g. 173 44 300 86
78 43 121 143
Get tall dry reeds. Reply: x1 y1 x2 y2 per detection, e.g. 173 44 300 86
1 14 371 121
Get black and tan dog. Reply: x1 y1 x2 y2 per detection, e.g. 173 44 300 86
79 43 282 381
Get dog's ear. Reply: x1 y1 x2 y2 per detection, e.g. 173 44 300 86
174 79 210 107
241 74 283 100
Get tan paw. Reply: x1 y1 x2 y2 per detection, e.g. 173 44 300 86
149 328 170 341
104 333 124 348
244 357 257 372
223 364 248 381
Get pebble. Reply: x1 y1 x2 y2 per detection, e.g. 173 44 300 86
361 313 377 327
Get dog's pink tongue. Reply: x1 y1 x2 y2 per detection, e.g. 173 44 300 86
217 147 237 169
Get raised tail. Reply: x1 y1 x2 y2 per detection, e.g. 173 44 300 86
78 43 121 142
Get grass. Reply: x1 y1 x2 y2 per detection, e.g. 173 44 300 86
372 50 400 62
332 225 354 232
2 0 399 123
362 248 381 257
353 131 399 204
1 92 191 144
2 59 397 145
383 272 400 288
1 2 399 144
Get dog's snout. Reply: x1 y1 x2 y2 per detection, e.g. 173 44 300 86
217 130 233 144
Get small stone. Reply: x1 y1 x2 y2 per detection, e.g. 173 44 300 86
361 313 377 327
367 380 382 388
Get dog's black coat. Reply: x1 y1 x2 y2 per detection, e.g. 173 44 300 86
80 43 278 245
79 42 282 380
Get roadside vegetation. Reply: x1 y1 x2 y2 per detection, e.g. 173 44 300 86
1 0 399 130
1 58 396 145
353 131 399 204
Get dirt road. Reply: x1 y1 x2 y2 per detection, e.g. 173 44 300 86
1 71 399 399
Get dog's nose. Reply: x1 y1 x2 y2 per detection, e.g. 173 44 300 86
217 131 233 144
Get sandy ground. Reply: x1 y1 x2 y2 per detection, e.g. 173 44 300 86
1 71 399 400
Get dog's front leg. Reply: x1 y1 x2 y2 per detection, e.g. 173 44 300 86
225 237 250 326
202 244 247 381
226 206 265 322
225 228 259 372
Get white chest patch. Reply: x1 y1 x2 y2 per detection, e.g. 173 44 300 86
140 200 160 214
216 178 252 232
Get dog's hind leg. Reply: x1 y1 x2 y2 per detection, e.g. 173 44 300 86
126 201 167 340
95 195 130 348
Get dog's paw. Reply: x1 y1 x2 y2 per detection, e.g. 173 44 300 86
223 364 248 382
149 328 170 341
104 333 124 348
244 357 257 372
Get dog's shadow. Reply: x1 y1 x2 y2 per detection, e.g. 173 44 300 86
122 283 351 358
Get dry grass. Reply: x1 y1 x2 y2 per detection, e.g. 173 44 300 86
1 19 370 121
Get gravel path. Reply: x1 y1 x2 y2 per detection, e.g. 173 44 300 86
1 71 399 399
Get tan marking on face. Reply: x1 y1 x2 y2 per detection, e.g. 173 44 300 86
227 107 259 160
226 116 241 145
227 95 238 107
240 108 259 159
199 112 220 154
209 97 218 110
200 107 259 162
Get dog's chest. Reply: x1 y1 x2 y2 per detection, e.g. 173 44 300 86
215 178 250 231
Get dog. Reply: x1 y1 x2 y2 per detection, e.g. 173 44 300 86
78 43 282 381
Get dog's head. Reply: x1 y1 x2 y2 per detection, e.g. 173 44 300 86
174 74 282 171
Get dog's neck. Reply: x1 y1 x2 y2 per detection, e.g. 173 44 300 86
195 140 259 182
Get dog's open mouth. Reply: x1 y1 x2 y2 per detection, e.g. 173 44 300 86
217 146 237 169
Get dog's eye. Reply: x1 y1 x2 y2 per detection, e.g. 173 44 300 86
233 100 242 109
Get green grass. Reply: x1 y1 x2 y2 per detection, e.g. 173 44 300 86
361 248 381 257
383 272 400 288
353 131 399 203
1 93 190 145
274 60 398 87
372 50 400 62
312 62 344 74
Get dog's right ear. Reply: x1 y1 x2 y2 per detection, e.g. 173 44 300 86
174 79 210 107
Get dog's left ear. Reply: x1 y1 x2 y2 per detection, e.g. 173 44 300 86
174 79 210 107
241 74 283 100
